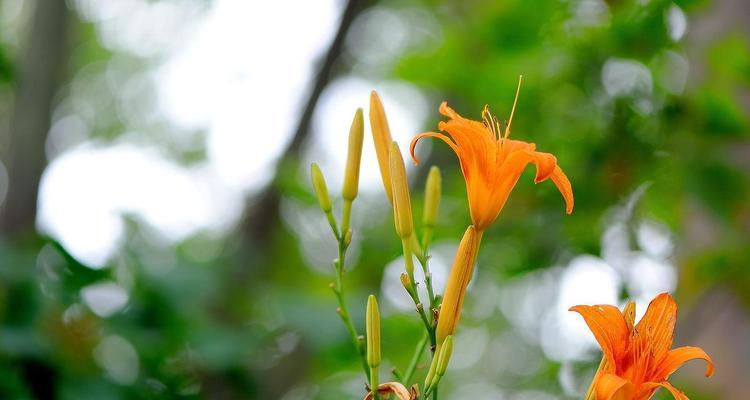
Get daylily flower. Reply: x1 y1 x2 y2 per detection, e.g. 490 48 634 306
571 293 714 400
409 79 574 231
363 382 418 400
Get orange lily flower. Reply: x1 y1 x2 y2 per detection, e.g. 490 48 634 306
409 79 574 231
570 293 714 400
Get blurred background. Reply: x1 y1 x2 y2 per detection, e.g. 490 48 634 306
0 0 748 398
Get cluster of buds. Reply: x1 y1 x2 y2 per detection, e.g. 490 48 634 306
311 91 449 399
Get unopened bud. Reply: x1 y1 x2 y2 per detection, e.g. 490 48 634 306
435 226 482 344
310 163 332 213
366 295 381 367
423 166 441 228
435 335 453 377
370 91 394 203
343 229 353 248
342 108 364 201
389 142 413 239
400 273 411 290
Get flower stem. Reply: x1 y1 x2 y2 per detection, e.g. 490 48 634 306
417 247 436 309
370 366 379 400
332 237 370 381
402 331 428 385
402 238 436 346
341 199 353 236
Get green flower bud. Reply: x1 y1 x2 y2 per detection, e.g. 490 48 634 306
310 163 332 213
366 295 381 368
342 108 364 201
389 142 413 239
422 166 441 228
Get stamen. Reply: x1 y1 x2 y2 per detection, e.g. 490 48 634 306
482 104 500 139
504 75 523 140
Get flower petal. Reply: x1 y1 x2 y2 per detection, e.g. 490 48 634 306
635 293 677 364
569 304 630 368
409 132 460 165
654 346 714 380
637 381 689 400
438 101 460 119
595 373 634 400
529 151 557 183
550 165 574 214
491 150 573 216
363 382 416 400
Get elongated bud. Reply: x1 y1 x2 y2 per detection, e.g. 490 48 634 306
366 295 381 367
370 91 394 203
423 166 441 228
389 142 413 239
435 226 482 344
435 335 453 377
425 335 453 394
343 229 353 248
342 108 364 201
400 273 411 290
311 163 332 212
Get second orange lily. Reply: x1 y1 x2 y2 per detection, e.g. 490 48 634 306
571 293 714 400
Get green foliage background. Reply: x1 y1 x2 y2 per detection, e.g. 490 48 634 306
0 0 748 399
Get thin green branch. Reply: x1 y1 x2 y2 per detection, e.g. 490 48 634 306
331 237 370 380
402 239 436 347
402 331 429 385
370 366 379 400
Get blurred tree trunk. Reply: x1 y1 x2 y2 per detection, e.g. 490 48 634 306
0 0 70 237
242 0 366 247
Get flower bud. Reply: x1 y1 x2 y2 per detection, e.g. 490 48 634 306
435 226 482 344
400 273 411 290
426 335 454 392
366 295 381 368
310 163 332 213
422 166 441 229
435 335 453 377
342 108 364 201
370 91 394 203
389 142 413 239
343 229 353 248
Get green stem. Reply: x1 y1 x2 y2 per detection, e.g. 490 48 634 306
325 210 340 239
421 226 433 255
423 343 440 394
370 366 379 400
332 239 370 381
402 239 436 346
402 331 428 385
417 255 436 309
341 199 353 236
